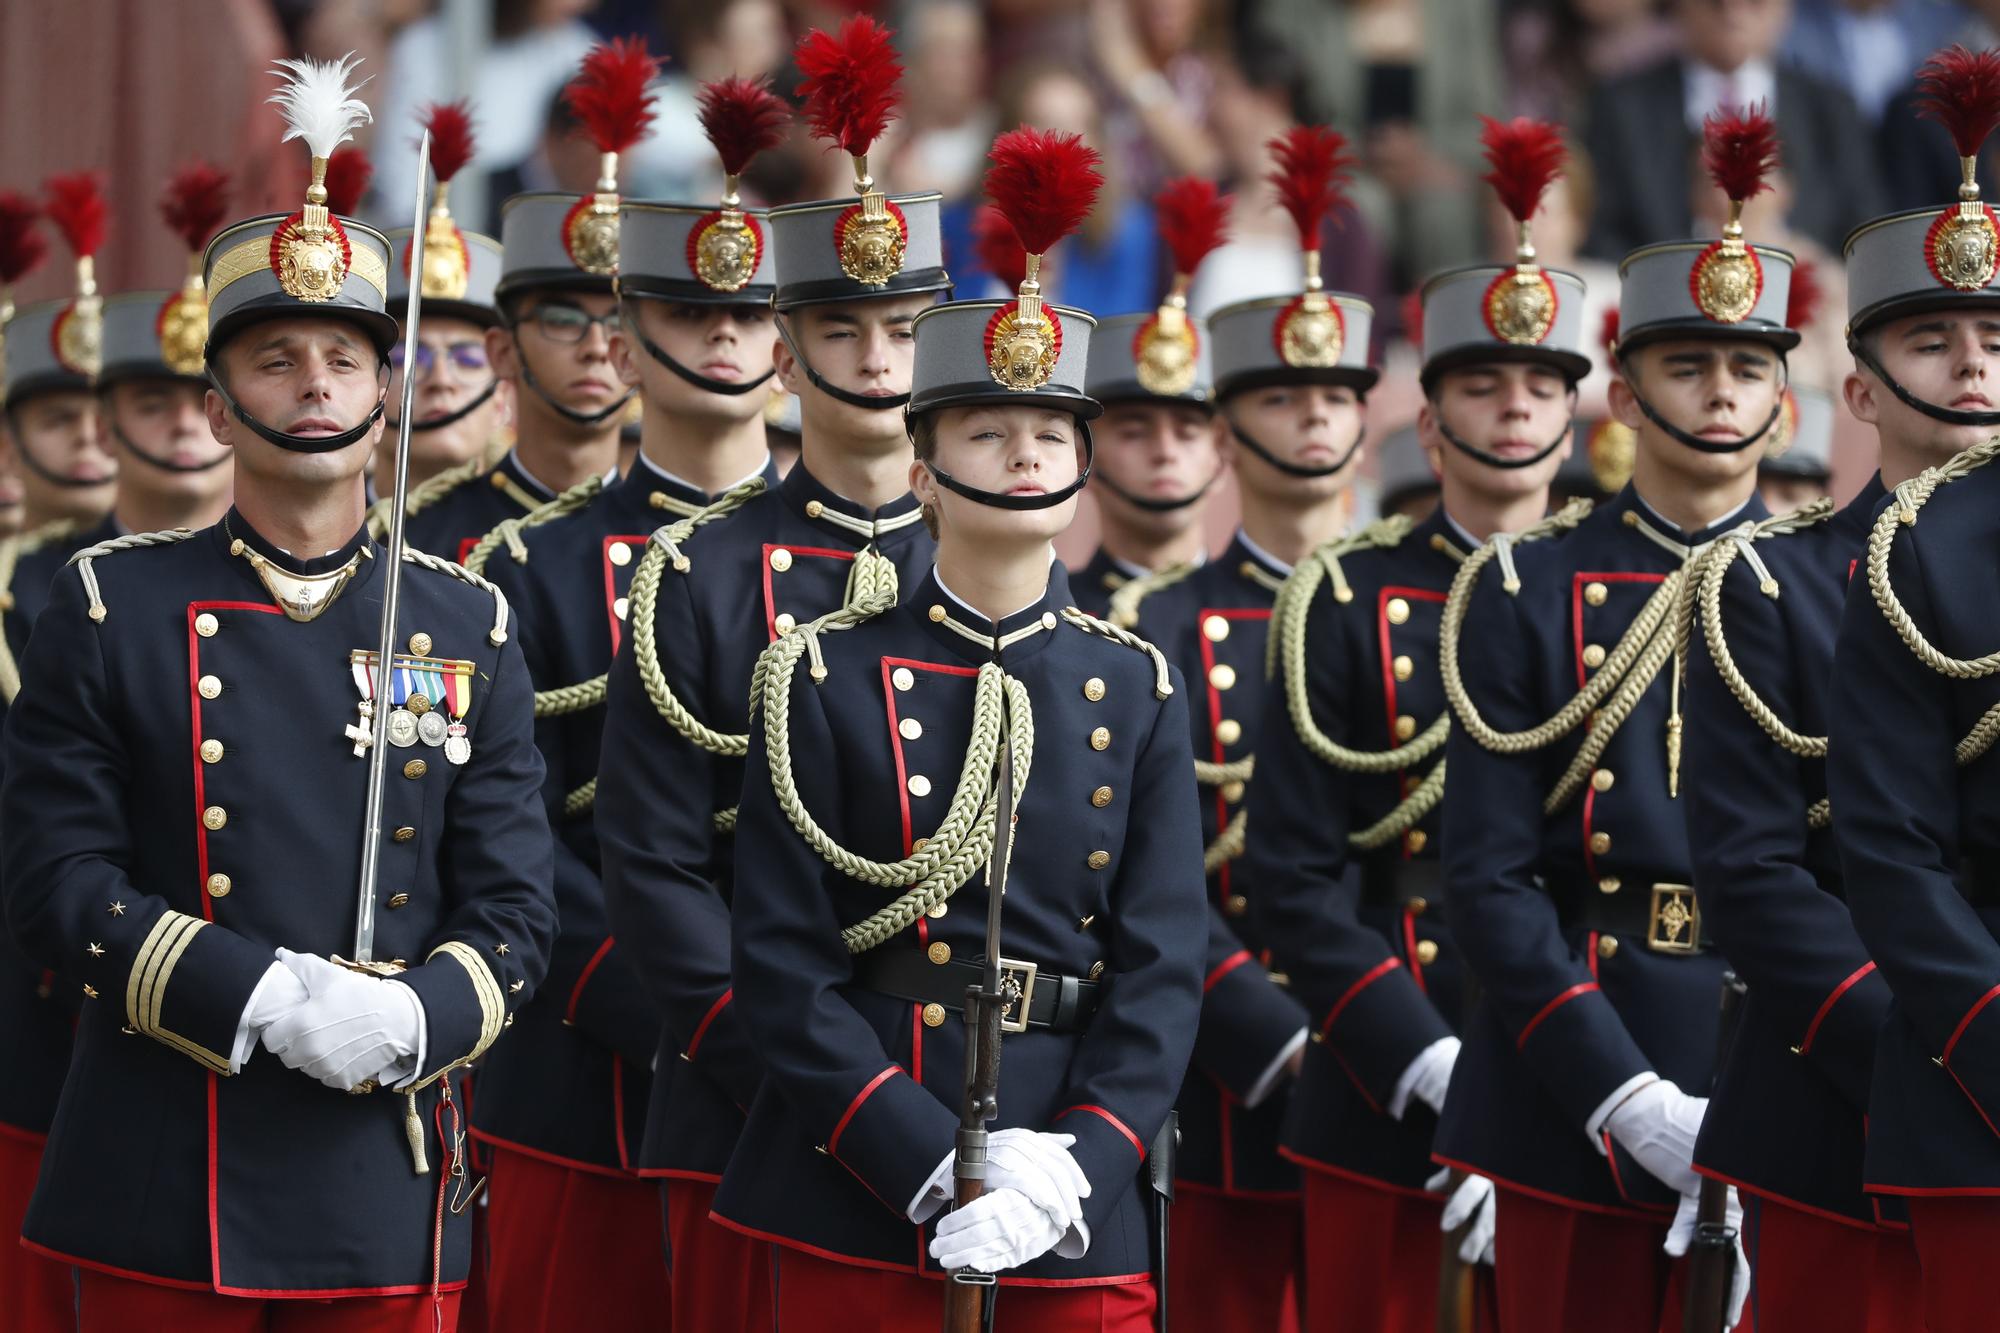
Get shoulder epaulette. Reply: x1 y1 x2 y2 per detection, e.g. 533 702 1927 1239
463 472 608 575
66 528 199 625
398 547 511 647
365 455 489 541
1059 606 1174 700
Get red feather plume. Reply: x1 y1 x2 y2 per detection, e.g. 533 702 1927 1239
324 149 373 216
421 100 477 183
159 161 231 255
1599 307 1621 355
0 194 45 286
43 173 105 260
1155 177 1230 278
1786 258 1823 330
1480 116 1566 223
698 77 790 178
564 37 662 155
1401 290 1425 345
795 17 903 157
972 205 1027 291
1917 45 2000 158
1702 105 1780 204
1265 125 1354 251
985 128 1104 257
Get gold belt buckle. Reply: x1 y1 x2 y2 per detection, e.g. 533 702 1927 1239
997 958 1039 1033
1647 884 1701 954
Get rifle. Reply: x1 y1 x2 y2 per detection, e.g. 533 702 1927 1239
1683 972 1748 1333
1435 1167 1476 1333
942 647 1017 1333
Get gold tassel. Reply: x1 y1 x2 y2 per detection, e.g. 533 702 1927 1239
405 1092 430 1175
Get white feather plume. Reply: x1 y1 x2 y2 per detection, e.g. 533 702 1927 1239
268 53 374 160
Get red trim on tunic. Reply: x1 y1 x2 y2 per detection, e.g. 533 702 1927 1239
685 989 734 1060
827 1066 901 1157
1401 911 1427 996
465 1128 635 1180
1796 961 1878 1057
1320 956 1403 1036
1601 1131 1675 1215
711 1214 1151 1287
601 533 650 656
1516 982 1599 1049
1428 1152 1667 1222
1691 1163 1887 1233
1943 982 2000 1064
909 1004 924 1085
1276 1146 1436 1200
1586 933 1602 982
1056 1104 1143 1156
1204 950 1256 994
566 937 616 1024
762 544 855 642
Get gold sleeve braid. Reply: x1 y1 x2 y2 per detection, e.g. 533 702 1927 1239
405 940 508 1088
127 910 231 1074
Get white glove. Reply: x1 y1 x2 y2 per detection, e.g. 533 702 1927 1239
260 950 424 1092
929 1187 1071 1273
1391 1036 1461 1120
1665 1184 1751 1329
1425 1166 1496 1266
910 1130 1092 1228
1603 1078 1706 1195
229 960 311 1073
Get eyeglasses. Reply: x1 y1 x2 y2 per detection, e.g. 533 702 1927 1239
389 342 490 380
522 304 620 345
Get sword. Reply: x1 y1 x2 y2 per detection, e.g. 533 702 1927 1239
350 130 432 973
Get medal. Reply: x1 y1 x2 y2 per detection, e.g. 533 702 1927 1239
445 724 471 766
418 711 448 747
388 709 419 747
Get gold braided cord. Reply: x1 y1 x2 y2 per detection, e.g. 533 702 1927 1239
1057 607 1176 699
1866 438 2000 679
1807 798 1830 830
465 473 608 575
564 778 596 818
0 518 72 703
1195 755 1254 785
1542 599 1678 812
627 478 771 755
536 675 607 718
1107 559 1199 630
1204 809 1246 874
365 457 486 541
1351 758 1449 850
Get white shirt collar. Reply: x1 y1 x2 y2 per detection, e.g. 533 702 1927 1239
1441 509 1483 551
636 450 767 498
1633 491 1752 537
1106 549 1206 581
933 556 1055 625
1683 58 1777 134
1235 529 1294 577
508 448 614 500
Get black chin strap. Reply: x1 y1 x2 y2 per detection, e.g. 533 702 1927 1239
1850 338 2000 428
509 329 635 427
1091 463 1221 513
1433 392 1577 471
107 419 232 474
208 367 387 455
776 318 908 412
1227 417 1366 479
10 436 112 490
626 312 777 398
1618 355 1787 455
387 377 501 434
923 424 1095 511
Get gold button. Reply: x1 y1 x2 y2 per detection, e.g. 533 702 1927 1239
900 717 923 741
1091 786 1113 807
614 596 631 621
408 693 431 717
198 674 221 699
1041 612 1057 630
1582 643 1606 670
200 739 224 764
404 759 428 779
893 668 915 692
912 838 929 852
1087 850 1111 870
921 1003 947 1028
1598 935 1620 959
195 613 219 637
928 604 946 622
805 500 825 519
1088 961 1106 981
387 893 411 909
1406 829 1428 854
1395 715 1417 741
1216 718 1242 746
1592 768 1614 793
490 471 510 489
927 900 948 919
1083 677 1106 702
1209 663 1237 691
1393 655 1413 681
1416 940 1440 965
1407 896 1428 917
1599 876 1621 894
928 942 952 965
1386 598 1410 625
393 826 416 842
908 774 932 798
1591 832 1612 855
1090 726 1111 751
608 542 632 567
202 806 227 831
409 632 433 656
1203 615 1230 642
206 873 231 898
1224 894 1248 917
1622 510 1640 527
1221 780 1245 803
1584 582 1608 607
774 613 796 634
770 548 793 572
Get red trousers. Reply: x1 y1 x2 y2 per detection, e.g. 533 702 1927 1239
666 1179 769 1332
1742 1194 1920 1333
768 1244 1157 1332
1905 1195 2000 1333
1491 1187 1699 1333
0 1131 70 1333
481 1149 669 1333
1169 1188 1301 1332
1301 1169 1499 1333
74 1270 458 1333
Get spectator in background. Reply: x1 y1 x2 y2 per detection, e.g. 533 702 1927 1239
1877 0 2000 209
648 0 792 203
484 87 603 228
1240 0 1501 286
1782 0 1966 125
1091 0 1228 198
884 0 996 202
1582 0 1885 260
1501 0 1680 123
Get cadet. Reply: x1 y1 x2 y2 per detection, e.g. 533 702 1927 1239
460 75 788 1332
1678 102 1966 1333
376 103 511 498
1825 46 2000 1333
1434 108 1797 1330
1113 127 1377 1332
717 123 1203 1332
1071 178 1228 618
596 18 944 1329
1242 117 1589 1333
0 59 555 1330
390 42 653 563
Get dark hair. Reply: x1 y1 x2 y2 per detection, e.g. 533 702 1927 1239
907 409 939 461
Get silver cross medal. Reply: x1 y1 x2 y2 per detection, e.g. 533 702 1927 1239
345 699 376 757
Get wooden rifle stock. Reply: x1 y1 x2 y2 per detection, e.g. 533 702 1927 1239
1683 973 1748 1333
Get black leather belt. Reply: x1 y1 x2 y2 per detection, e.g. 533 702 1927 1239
852 949 1102 1034
1362 858 1444 912
1573 881 1711 955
